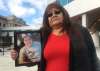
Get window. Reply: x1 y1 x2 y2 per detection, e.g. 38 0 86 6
0 22 1 27
3 24 6 27
56 0 73 6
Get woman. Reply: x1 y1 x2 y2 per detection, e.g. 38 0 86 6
11 2 98 71
39 2 98 71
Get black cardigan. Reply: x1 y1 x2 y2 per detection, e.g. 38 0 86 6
39 25 98 71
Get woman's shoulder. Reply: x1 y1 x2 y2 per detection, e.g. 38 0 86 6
70 23 91 39
71 23 88 32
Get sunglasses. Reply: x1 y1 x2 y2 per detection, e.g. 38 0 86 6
47 10 62 17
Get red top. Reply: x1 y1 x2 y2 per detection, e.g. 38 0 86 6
44 33 70 71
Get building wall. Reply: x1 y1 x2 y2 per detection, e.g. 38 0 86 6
64 0 100 17
0 16 8 27
0 15 26 49
64 0 100 48
6 15 26 27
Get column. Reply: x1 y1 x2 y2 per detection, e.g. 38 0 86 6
82 14 87 27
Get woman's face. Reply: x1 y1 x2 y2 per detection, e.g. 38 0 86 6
47 8 64 29
23 36 32 47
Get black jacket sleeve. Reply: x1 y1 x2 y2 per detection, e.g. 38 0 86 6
80 26 99 71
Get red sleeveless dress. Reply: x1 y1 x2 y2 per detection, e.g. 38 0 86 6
44 33 70 71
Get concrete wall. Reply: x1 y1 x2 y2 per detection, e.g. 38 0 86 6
64 0 100 17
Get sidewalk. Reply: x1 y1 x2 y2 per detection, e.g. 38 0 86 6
0 51 38 71
0 48 100 71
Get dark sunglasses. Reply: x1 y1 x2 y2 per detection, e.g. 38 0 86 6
47 11 61 17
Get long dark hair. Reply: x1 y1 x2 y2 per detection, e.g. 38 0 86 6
41 2 72 38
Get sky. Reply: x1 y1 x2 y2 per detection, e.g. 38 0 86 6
0 0 47 26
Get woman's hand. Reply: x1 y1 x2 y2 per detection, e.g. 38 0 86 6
10 49 18 60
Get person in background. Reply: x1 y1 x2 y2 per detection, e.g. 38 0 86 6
11 2 99 71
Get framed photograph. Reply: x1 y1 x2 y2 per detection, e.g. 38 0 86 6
14 30 41 67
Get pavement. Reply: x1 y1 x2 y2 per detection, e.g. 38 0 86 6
0 48 100 71
0 50 38 71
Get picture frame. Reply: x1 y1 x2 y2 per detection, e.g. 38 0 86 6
14 30 41 67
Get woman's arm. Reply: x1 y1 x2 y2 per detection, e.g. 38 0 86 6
80 26 99 71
